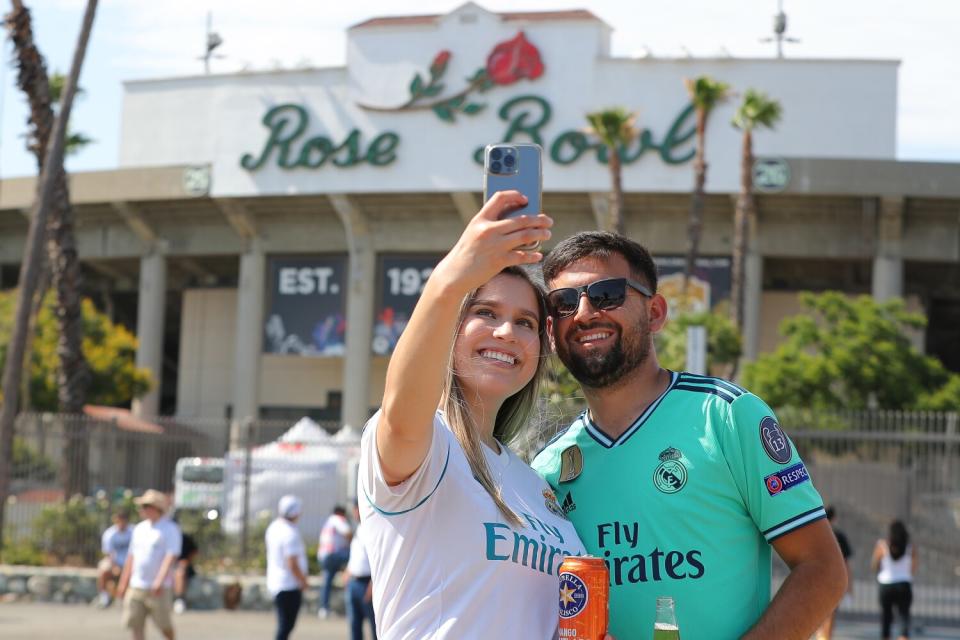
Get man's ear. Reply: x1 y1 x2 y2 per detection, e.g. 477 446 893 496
546 316 557 353
648 293 669 333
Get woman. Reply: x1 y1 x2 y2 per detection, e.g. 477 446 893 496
358 191 587 639
871 520 917 640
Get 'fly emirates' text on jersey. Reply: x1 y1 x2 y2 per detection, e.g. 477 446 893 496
359 410 587 640
532 372 826 640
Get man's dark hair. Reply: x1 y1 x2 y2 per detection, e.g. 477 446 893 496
333 505 347 516
542 231 658 292
825 505 836 520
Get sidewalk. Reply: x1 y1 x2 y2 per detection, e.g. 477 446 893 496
0 602 957 639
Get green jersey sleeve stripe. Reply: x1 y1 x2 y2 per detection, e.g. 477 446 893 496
363 441 451 516
677 373 745 397
673 384 738 404
764 507 828 542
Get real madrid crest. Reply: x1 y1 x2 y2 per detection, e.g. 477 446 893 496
653 446 687 494
542 488 568 519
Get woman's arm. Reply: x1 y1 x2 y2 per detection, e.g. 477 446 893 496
870 540 884 573
376 191 551 484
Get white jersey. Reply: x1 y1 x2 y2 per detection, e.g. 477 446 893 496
265 517 308 596
359 410 586 640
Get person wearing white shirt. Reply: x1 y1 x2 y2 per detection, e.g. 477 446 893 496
344 501 376 640
317 505 352 618
117 490 182 640
266 495 309 640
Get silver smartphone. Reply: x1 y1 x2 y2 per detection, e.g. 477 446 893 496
483 143 543 249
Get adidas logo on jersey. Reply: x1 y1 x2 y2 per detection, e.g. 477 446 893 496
561 491 577 514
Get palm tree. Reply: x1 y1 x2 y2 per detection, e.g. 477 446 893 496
682 76 730 290
0 0 98 510
586 108 637 235
730 89 782 337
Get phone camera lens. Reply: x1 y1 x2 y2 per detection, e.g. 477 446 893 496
503 154 515 167
490 148 503 161
491 161 503 173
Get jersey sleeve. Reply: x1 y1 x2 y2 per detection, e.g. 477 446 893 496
163 523 183 557
531 441 563 491
722 393 826 543
359 409 451 516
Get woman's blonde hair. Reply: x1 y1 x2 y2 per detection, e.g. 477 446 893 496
441 266 550 528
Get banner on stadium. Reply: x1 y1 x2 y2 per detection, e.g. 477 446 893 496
264 255 348 356
655 256 732 315
373 255 441 355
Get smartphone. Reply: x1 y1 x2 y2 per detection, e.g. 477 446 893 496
483 143 543 249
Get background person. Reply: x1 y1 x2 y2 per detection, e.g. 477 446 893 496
344 500 376 640
359 191 588 638
173 529 198 614
97 510 132 607
872 519 917 640
266 495 309 640
317 504 352 618
817 505 854 640
117 490 182 640
532 231 846 640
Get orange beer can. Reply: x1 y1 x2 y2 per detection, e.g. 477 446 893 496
558 556 609 640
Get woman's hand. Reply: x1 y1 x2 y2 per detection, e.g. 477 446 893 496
433 190 552 297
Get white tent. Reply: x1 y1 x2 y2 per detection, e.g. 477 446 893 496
222 418 350 541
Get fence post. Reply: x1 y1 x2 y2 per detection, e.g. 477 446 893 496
240 416 254 569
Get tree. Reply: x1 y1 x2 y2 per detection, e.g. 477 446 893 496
586 108 637 234
655 308 742 376
730 90 781 337
0 0 99 546
0 290 152 411
683 76 730 286
49 71 94 154
741 292 960 411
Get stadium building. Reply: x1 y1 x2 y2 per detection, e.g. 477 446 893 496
1 3 958 447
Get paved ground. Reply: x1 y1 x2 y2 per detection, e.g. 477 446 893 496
0 602 958 639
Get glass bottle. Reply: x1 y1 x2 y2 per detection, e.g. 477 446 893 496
653 596 681 640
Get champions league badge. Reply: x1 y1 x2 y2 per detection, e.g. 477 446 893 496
543 488 568 519
558 572 588 618
759 416 792 464
559 444 583 483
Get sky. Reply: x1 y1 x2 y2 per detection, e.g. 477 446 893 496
1 0 958 178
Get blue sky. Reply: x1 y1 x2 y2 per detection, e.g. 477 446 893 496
2 0 958 178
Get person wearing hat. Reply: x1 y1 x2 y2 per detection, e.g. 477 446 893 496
266 494 309 640
117 489 182 640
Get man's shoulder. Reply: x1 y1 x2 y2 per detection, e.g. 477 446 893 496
671 371 750 406
531 416 587 474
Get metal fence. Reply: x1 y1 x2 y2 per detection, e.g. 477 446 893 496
1 412 353 572
2 408 958 623
774 409 960 624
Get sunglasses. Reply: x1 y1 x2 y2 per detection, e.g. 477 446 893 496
547 277 653 318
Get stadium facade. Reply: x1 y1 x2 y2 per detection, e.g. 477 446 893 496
1 3 958 447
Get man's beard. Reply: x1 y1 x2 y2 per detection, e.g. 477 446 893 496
556 320 651 390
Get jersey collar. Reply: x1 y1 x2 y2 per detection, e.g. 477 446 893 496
583 370 679 448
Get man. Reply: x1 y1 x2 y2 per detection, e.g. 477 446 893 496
266 495 309 640
316 504 352 618
531 231 846 640
97 510 132 607
117 490 182 640
344 500 376 640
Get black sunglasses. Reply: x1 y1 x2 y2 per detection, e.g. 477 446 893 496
547 277 653 318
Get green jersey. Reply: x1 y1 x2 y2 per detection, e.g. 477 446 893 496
532 372 825 640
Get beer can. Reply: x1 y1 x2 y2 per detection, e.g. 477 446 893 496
558 556 609 640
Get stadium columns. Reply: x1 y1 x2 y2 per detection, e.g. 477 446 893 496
872 196 905 302
233 238 265 422
132 243 167 417
330 194 376 431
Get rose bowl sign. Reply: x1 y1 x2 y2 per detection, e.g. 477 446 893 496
240 31 696 172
